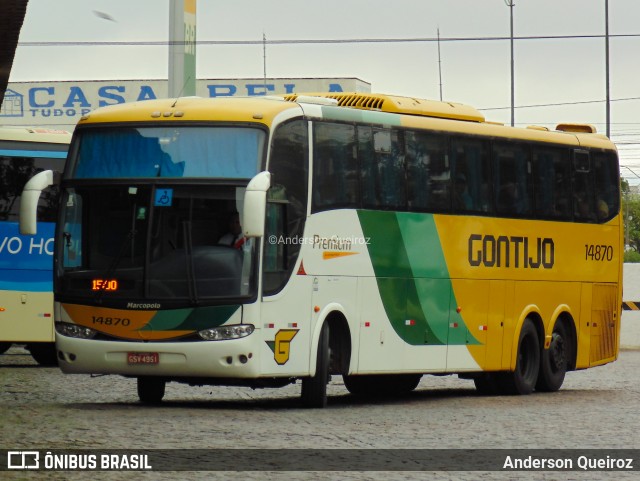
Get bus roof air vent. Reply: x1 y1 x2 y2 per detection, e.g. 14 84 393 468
283 93 485 122
555 123 597 134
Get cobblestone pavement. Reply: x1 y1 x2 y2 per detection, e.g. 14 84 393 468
1 346 638 481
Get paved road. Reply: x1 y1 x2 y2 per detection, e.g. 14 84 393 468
1 345 638 481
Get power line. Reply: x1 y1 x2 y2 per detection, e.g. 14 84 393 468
479 96 640 111
15 32 640 48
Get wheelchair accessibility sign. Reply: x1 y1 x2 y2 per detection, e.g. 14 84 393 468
154 189 173 207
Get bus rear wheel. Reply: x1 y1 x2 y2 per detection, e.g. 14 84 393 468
536 322 569 392
137 377 166 404
496 320 540 395
0 342 11 355
301 322 330 408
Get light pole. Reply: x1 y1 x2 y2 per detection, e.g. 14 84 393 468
605 0 611 138
505 0 515 127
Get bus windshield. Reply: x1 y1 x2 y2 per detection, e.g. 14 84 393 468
59 183 256 305
71 126 265 179
57 124 267 307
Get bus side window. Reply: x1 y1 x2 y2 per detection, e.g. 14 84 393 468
263 119 309 295
494 142 533 217
451 137 491 214
572 151 596 223
593 151 619 222
312 122 357 211
532 147 571 220
359 128 406 210
405 131 449 213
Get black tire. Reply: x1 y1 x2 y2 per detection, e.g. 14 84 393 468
473 373 501 395
344 374 422 397
536 321 569 392
27 343 58 366
496 320 540 395
137 377 166 404
301 322 330 408
0 342 12 355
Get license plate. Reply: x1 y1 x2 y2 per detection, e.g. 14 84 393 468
127 352 159 365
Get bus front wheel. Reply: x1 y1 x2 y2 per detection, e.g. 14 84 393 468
27 343 58 366
344 374 422 397
301 322 330 408
497 320 540 395
137 377 166 404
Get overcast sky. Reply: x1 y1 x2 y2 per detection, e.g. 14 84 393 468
9 0 640 182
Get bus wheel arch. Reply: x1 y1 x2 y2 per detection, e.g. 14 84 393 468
536 314 575 392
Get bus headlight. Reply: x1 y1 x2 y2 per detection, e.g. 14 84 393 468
198 324 254 341
55 322 97 339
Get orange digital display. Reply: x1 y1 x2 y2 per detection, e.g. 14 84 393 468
91 279 118 291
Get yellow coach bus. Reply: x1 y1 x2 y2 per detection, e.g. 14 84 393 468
20 93 622 406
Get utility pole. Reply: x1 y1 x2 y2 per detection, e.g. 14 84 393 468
437 28 443 101
605 0 611 138
263 32 267 89
505 0 515 127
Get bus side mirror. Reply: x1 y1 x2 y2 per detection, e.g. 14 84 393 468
242 171 271 238
19 169 57 235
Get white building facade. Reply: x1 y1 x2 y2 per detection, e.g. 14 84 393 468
1 78 371 129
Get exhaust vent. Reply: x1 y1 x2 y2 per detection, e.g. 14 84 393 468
284 92 484 122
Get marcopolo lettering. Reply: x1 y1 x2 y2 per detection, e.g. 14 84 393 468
468 234 554 269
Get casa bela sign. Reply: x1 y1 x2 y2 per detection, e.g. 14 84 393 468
1 78 370 128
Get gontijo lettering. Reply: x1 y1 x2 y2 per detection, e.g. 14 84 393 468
468 234 555 269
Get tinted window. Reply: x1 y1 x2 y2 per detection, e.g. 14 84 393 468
593 151 619 222
0 154 64 222
451 137 491 214
405 131 450 212
264 120 309 294
359 127 406 209
532 147 572 220
313 122 357 210
572 151 596 222
494 142 533 217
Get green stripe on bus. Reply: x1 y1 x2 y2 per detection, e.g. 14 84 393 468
139 305 240 331
358 210 480 346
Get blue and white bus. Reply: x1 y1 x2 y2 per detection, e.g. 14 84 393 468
0 127 71 364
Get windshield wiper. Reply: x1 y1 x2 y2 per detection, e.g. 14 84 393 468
180 219 199 305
